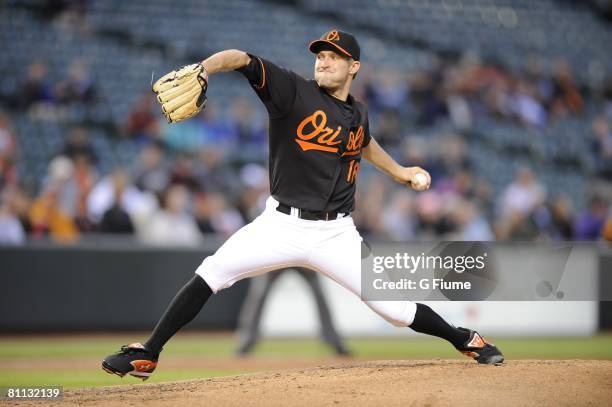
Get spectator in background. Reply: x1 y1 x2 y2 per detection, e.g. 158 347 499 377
352 175 388 237
471 177 495 217
364 68 408 115
437 169 472 198
436 134 471 177
373 109 402 150
226 98 267 149
197 149 239 197
17 60 54 110
4 188 32 235
444 66 473 130
0 190 26 245
0 112 18 190
142 185 202 246
87 168 157 226
528 200 553 240
510 81 547 128
236 163 268 222
379 190 416 240
51 0 90 33
574 196 608 240
38 0 72 19
198 106 235 148
498 167 546 218
169 153 202 192
56 59 98 106
448 199 494 241
28 181 79 242
414 191 454 239
35 126 99 226
162 106 231 152
100 170 135 234
39 153 96 226
72 154 98 232
549 195 575 241
496 210 541 241
236 186 265 225
193 192 244 237
133 142 170 196
193 192 214 234
454 56 510 122
40 155 78 218
62 126 98 165
160 118 204 152
482 77 512 122
602 215 612 242
602 75 612 119
549 59 583 119
591 115 612 179
409 69 448 126
125 94 160 143
496 168 546 240
400 136 444 183
522 57 554 107
0 112 17 154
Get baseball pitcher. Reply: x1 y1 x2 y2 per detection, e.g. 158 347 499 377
102 30 503 380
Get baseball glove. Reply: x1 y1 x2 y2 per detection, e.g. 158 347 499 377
152 63 208 123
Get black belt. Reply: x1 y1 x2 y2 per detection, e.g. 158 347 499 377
276 202 346 221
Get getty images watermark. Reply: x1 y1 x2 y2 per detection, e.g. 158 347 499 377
372 251 487 291
360 242 606 301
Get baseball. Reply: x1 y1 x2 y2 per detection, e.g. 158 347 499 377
412 173 428 188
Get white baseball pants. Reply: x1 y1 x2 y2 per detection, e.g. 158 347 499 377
196 196 417 327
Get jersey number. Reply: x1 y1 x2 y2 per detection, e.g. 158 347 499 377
347 160 360 183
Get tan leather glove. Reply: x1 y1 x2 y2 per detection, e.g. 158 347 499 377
152 63 208 123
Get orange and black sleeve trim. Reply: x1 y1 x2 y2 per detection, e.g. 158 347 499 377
253 57 266 90
236 53 298 119
236 53 266 90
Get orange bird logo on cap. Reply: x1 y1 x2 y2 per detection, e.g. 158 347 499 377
326 30 340 41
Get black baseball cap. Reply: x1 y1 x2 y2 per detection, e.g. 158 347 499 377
308 29 360 61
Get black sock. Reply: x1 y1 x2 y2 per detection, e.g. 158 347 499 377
409 303 470 348
145 275 212 354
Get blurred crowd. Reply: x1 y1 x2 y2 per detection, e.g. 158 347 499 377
354 151 610 242
2 59 100 112
356 55 587 132
1 51 612 245
0 129 266 245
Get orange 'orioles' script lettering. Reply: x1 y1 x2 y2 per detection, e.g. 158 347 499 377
345 126 364 182
343 125 364 156
296 110 342 153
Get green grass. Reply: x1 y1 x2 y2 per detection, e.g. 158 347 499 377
347 335 612 360
1 333 611 388
3 334 610 360
0 369 245 387
0 335 236 359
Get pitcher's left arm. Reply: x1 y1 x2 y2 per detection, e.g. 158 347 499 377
362 137 431 191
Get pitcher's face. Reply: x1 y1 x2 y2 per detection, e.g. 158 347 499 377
314 50 356 91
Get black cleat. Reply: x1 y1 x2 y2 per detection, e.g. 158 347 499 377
101 342 159 380
456 328 504 365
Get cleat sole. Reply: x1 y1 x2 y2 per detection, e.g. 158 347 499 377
102 361 126 377
478 355 505 365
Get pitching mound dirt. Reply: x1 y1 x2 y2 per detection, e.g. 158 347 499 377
14 360 612 406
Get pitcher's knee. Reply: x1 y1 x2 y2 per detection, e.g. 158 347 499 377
195 256 227 293
368 300 418 327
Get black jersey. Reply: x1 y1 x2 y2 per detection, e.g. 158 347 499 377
237 54 371 213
